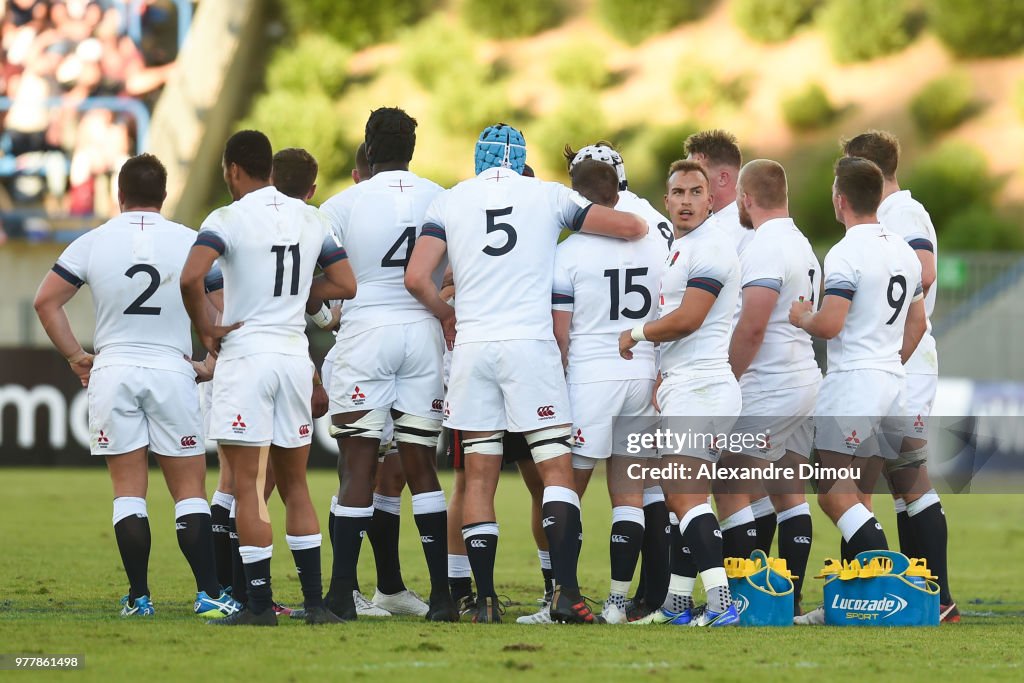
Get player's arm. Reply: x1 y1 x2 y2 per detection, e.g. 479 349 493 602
729 285 778 379
901 296 927 364
579 204 647 241
33 271 93 387
405 225 456 344
912 244 936 297
551 254 573 370
552 310 571 370
310 233 357 303
619 287 717 359
789 293 849 340
181 241 241 355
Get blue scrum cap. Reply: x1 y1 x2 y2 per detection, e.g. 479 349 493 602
474 123 526 175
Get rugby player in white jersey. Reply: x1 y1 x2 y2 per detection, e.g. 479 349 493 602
319 108 455 622
727 159 821 616
684 130 785 558
788 156 927 624
320 141 413 618
560 143 674 622
550 159 666 624
405 123 647 623
619 159 742 627
685 129 750 255
842 131 957 621
33 154 241 619
180 130 356 626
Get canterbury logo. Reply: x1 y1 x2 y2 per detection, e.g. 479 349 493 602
469 539 487 548
420 535 434 543
664 526 672 534
212 524 228 534
431 399 444 412
542 516 555 528
180 435 197 448
747 529 757 537
610 534 630 544
250 578 267 586
536 405 555 418
713 529 723 539
175 522 186 530
794 536 811 544
298 424 310 437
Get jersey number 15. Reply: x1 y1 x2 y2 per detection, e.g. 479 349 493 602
604 267 652 320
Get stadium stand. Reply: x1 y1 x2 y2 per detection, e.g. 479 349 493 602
0 0 191 242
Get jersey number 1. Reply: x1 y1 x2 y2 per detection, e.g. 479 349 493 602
272 244 300 297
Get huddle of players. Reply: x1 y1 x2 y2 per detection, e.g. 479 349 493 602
32 104 956 626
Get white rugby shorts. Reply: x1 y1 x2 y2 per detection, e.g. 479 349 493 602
569 378 656 459
814 369 905 459
444 339 570 432
732 380 818 461
88 365 204 457
657 373 741 463
209 354 314 448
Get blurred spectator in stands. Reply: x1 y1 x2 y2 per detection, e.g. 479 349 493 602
2 0 50 73
50 0 102 43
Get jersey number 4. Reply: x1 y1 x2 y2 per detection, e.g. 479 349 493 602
272 244 300 297
604 267 652 320
381 226 417 270
123 264 161 315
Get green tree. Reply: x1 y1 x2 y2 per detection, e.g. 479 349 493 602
282 0 438 50
596 0 712 45
928 0 1024 58
733 0 820 43
818 0 910 63
462 0 568 39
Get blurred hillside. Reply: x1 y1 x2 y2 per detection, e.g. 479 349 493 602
218 0 1024 249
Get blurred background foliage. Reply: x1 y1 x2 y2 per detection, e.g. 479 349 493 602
232 0 1024 250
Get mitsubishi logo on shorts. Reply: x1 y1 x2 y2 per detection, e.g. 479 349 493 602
443 401 451 418
845 430 861 447
232 415 246 434
298 424 311 437
537 405 555 419
351 386 366 406
180 435 197 448
431 399 444 412
575 428 585 445
96 430 110 447
914 414 925 429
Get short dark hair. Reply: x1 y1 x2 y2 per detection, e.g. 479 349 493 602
834 156 883 215
667 159 710 189
841 130 900 179
365 107 417 166
224 130 272 181
118 153 167 208
354 142 370 178
684 129 742 169
272 147 318 199
571 159 618 208
562 139 617 170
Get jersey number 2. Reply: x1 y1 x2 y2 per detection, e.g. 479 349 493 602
123 264 161 315
272 244 300 297
604 267 652 320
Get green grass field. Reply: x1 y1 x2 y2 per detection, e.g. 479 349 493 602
1 468 1022 682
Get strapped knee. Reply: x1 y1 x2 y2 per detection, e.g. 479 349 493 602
886 445 928 472
463 432 504 455
526 425 574 463
393 412 442 448
328 408 388 441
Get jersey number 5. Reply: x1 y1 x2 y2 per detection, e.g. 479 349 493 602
483 207 516 256
272 244 300 297
123 264 161 315
604 267 652 320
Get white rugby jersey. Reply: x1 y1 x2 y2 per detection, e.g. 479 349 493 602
617 189 673 249
877 190 938 375
552 231 664 383
658 220 741 379
421 168 592 344
320 170 443 339
821 223 923 375
738 217 821 391
197 186 347 359
709 201 753 255
53 211 198 375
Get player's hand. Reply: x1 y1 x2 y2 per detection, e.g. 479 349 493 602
652 374 663 412
788 299 813 329
186 354 215 383
619 329 637 360
440 309 457 351
201 321 243 355
311 383 329 419
67 350 94 387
